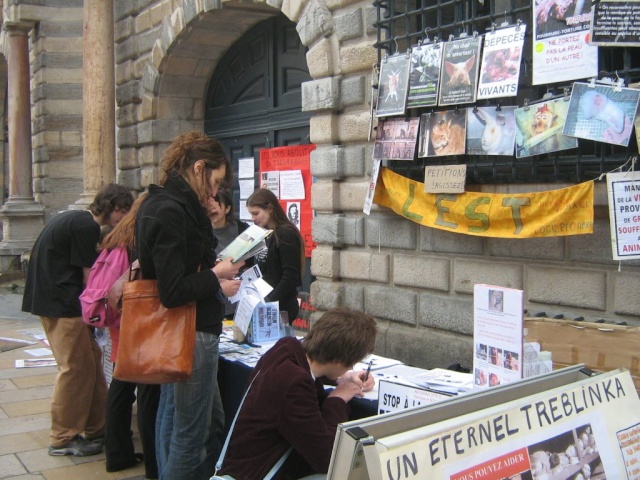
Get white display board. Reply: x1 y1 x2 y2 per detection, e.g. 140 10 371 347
328 366 640 480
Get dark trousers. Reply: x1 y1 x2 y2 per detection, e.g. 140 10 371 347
105 376 160 479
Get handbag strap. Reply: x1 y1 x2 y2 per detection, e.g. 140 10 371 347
214 370 293 479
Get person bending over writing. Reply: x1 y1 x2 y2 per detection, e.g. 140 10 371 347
22 184 134 457
218 307 377 480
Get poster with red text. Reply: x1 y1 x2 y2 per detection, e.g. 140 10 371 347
532 0 598 85
259 145 316 257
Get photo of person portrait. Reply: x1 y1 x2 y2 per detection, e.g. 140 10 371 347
563 82 640 147
504 350 520 371
489 373 500 386
488 289 504 312
286 202 301 229
515 98 578 158
475 368 487 386
489 346 503 366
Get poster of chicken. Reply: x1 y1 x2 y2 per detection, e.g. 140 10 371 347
407 42 443 108
477 25 527 100
421 110 467 157
532 0 598 85
563 82 640 146
466 106 517 156
375 53 411 117
373 117 420 160
515 98 578 157
438 36 482 106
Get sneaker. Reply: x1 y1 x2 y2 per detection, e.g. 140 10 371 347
84 435 104 447
48 435 103 457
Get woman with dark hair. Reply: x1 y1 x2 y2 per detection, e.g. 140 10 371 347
206 189 250 319
246 188 304 323
135 131 243 480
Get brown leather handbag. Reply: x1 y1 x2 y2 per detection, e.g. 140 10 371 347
113 270 196 384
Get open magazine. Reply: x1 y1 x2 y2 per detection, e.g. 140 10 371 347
217 224 272 263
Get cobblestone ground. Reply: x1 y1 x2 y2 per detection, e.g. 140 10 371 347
0 281 146 480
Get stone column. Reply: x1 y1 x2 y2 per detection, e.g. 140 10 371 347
0 22 44 270
73 0 116 208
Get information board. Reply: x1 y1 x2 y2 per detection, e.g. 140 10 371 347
259 145 316 257
590 0 640 46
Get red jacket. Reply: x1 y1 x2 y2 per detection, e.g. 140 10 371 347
219 337 350 480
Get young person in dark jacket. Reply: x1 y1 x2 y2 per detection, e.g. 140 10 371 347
246 188 305 324
135 131 243 480
207 189 250 319
218 307 377 480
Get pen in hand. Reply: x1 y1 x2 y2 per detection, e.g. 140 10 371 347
363 360 373 382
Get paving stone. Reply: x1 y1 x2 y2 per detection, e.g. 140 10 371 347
11 375 55 389
15 448 75 473
0 454 28 478
3 399 50 418
0 431 49 456
0 413 51 436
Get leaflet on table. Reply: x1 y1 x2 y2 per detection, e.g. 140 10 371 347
217 224 272 263
353 353 405 372
402 368 474 394
233 287 262 335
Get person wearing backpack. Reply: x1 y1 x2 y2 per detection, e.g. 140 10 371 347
22 184 134 457
90 194 161 479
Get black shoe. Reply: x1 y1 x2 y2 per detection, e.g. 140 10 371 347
106 452 144 472
48 435 104 457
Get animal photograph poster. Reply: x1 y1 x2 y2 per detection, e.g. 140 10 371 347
532 0 598 85
477 25 527 100
438 36 482 106
424 110 467 157
466 106 517 156
407 42 443 108
375 53 411 117
373 117 420 160
563 82 640 146
515 97 578 158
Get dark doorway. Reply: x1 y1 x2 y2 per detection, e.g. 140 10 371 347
205 13 313 291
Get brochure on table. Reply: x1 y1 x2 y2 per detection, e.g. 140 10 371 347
363 368 639 480
472 284 524 389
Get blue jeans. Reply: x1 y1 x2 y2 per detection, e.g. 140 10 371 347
156 332 224 480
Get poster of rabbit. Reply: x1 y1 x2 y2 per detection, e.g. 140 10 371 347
438 36 482 106
466 106 517 156
515 97 578 158
375 53 411 117
407 42 443 108
563 82 640 147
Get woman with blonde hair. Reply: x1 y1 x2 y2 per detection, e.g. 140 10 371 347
246 188 304 323
135 131 243 480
